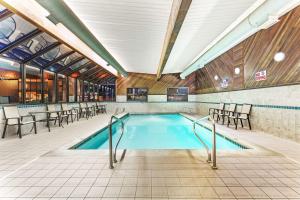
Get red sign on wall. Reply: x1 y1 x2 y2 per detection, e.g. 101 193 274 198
255 70 267 81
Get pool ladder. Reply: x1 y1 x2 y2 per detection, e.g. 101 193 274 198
109 108 126 169
192 115 217 169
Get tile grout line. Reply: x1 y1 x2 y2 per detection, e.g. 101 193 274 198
0 156 40 181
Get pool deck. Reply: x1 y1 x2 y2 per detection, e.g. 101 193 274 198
0 112 299 199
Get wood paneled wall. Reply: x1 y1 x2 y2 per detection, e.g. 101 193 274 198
116 72 196 95
195 6 300 94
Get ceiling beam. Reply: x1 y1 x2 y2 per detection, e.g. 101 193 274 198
156 0 192 80
23 42 61 63
56 56 85 73
36 0 128 77
66 61 95 75
0 29 42 54
88 71 107 82
43 50 75 70
77 65 99 77
82 69 105 81
0 9 13 21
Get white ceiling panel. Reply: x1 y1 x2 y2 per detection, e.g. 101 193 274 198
65 0 260 74
65 0 173 73
163 0 259 74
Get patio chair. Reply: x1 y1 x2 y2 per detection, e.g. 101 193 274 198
47 104 69 126
96 102 107 113
2 106 37 139
209 103 225 122
223 103 237 125
228 104 252 130
61 103 79 122
79 102 92 119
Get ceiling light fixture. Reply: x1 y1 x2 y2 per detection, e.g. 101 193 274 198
234 67 240 75
273 52 285 62
214 75 219 81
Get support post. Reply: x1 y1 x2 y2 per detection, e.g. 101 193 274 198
20 63 26 104
54 73 58 103
41 69 44 103
74 78 78 102
81 80 85 102
66 76 69 102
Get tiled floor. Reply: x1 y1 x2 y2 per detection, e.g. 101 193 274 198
0 112 299 199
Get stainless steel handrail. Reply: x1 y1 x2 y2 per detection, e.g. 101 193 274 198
192 115 217 169
109 108 126 169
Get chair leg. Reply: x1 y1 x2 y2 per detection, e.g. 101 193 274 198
248 118 252 130
17 124 22 138
33 122 37 134
240 119 243 127
222 115 225 125
46 114 50 132
227 118 230 127
234 118 238 130
2 120 8 139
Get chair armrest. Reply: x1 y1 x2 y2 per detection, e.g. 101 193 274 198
5 116 20 120
21 114 36 121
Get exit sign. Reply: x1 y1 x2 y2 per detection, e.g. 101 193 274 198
255 70 267 81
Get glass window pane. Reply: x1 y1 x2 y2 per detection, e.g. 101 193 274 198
68 77 75 102
44 70 54 103
58 75 66 102
0 61 20 103
77 79 82 101
25 65 42 103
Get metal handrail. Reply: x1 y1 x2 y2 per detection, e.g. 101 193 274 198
192 115 217 169
109 108 126 169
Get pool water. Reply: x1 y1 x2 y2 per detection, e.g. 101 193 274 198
74 114 246 150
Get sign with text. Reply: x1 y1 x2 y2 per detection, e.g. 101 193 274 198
255 70 267 81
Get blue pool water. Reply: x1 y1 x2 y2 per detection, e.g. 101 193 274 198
74 114 246 150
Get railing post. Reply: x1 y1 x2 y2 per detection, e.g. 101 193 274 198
211 120 217 169
109 118 114 169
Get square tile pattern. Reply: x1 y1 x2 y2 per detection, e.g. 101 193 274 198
0 113 299 199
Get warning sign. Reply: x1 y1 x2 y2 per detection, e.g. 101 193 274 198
255 70 267 81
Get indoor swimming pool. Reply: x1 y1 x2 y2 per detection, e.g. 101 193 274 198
73 114 247 150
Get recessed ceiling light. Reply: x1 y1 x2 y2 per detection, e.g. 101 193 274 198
234 67 240 75
214 75 219 80
274 52 285 62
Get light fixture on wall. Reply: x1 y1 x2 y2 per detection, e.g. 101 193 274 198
214 75 219 80
273 52 285 62
234 67 240 75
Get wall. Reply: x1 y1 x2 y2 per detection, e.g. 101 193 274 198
194 6 300 93
116 72 196 95
194 84 300 142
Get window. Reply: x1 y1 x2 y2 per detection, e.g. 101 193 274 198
58 75 67 102
127 88 148 102
83 81 89 101
167 87 188 102
68 77 75 102
25 65 42 103
0 62 20 104
44 70 54 103
77 79 82 102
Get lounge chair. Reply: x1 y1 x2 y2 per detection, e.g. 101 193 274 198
96 102 107 113
2 106 37 138
61 103 79 122
79 102 92 119
228 104 252 130
216 103 237 124
47 104 69 126
209 103 225 121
